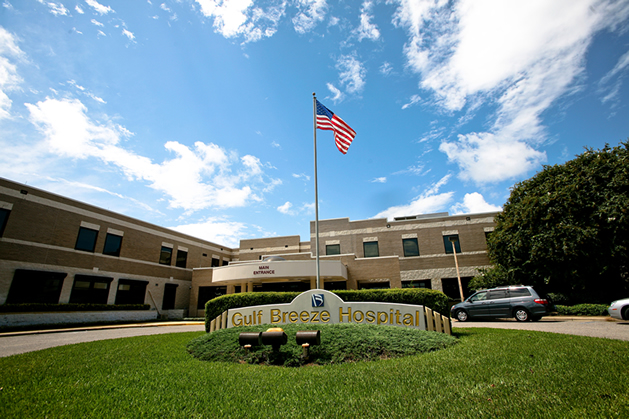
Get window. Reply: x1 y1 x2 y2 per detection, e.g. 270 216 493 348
358 281 390 290
69 275 112 304
6 269 67 304
0 208 10 237
103 233 123 257
75 227 98 252
509 288 531 298
469 291 488 302
176 250 188 268
326 244 341 255
443 235 461 254
197 286 227 309
222 260 229 266
402 280 431 289
402 238 420 257
115 279 148 305
363 241 379 258
487 289 508 300
159 246 173 265
324 281 347 291
211 257 220 267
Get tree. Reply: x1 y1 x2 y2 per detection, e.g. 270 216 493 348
484 141 629 303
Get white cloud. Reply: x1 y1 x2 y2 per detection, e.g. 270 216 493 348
371 177 386 183
439 132 546 183
292 0 327 34
292 173 310 181
37 0 68 16
170 216 247 247
122 29 135 40
25 97 277 212
195 0 286 43
380 62 393 76
277 201 293 214
91 19 104 27
355 1 380 42
451 192 502 215
326 83 343 102
75 5 85 14
373 175 454 220
336 54 366 94
86 0 114 15
393 0 629 184
401 94 421 109
0 27 24 120
598 49 629 105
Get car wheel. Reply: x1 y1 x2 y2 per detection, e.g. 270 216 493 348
456 310 469 322
514 308 530 322
622 306 629 321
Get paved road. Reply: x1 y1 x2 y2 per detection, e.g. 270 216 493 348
453 318 629 341
1 318 627 358
0 323 205 358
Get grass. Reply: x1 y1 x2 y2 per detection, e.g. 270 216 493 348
0 328 627 418
187 323 458 366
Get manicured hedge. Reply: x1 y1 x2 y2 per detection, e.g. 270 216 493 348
554 304 610 316
0 303 151 313
204 288 449 332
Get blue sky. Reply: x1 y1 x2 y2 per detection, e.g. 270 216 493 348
0 0 628 247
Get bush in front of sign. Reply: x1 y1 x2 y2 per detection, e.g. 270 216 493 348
204 288 449 333
188 323 458 366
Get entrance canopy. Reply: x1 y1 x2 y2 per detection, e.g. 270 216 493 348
211 259 348 285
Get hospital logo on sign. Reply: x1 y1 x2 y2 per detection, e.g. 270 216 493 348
311 294 324 307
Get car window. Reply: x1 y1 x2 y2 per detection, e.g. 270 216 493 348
509 288 531 298
469 291 487 302
488 290 508 300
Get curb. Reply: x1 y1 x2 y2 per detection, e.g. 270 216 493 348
0 321 205 338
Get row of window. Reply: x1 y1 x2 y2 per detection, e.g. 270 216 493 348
325 235 462 258
5 269 180 307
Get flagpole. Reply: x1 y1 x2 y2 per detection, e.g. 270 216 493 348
312 93 321 290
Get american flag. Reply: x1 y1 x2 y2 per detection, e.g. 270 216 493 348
315 100 356 154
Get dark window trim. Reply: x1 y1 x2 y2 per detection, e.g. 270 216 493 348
326 244 341 255
102 233 123 257
159 246 173 265
402 238 420 257
75 226 99 252
0 208 10 237
363 241 379 258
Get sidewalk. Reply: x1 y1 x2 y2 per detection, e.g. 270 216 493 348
0 320 205 338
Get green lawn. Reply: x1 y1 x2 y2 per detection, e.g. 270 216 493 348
1 328 627 418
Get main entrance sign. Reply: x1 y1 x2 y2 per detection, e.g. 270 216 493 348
227 289 427 330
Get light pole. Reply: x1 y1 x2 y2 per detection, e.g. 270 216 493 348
449 236 464 302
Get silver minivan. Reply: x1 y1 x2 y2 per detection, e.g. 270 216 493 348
451 286 553 322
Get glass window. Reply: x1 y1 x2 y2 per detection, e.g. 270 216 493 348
162 283 178 310
0 208 10 237
487 289 508 300
469 291 488 302
211 257 220 267
102 233 123 257
197 286 227 309
69 275 112 304
402 280 431 289
443 235 461 254
222 260 229 266
159 246 172 265
326 244 340 255
176 250 188 268
115 279 148 305
402 238 420 257
363 241 379 258
6 269 67 304
75 227 98 252
509 288 531 298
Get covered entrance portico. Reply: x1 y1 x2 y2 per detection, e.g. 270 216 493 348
191 258 348 316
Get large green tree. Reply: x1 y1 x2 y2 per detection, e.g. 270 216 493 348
484 141 629 303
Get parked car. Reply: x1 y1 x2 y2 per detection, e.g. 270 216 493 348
451 286 553 322
608 298 629 320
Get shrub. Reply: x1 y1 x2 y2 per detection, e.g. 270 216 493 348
204 288 449 332
0 303 151 313
554 304 610 316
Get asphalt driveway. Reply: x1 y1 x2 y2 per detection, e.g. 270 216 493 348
1 317 627 358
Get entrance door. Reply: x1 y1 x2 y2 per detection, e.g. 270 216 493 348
162 283 178 310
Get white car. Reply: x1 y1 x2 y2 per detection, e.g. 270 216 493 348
608 298 629 320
